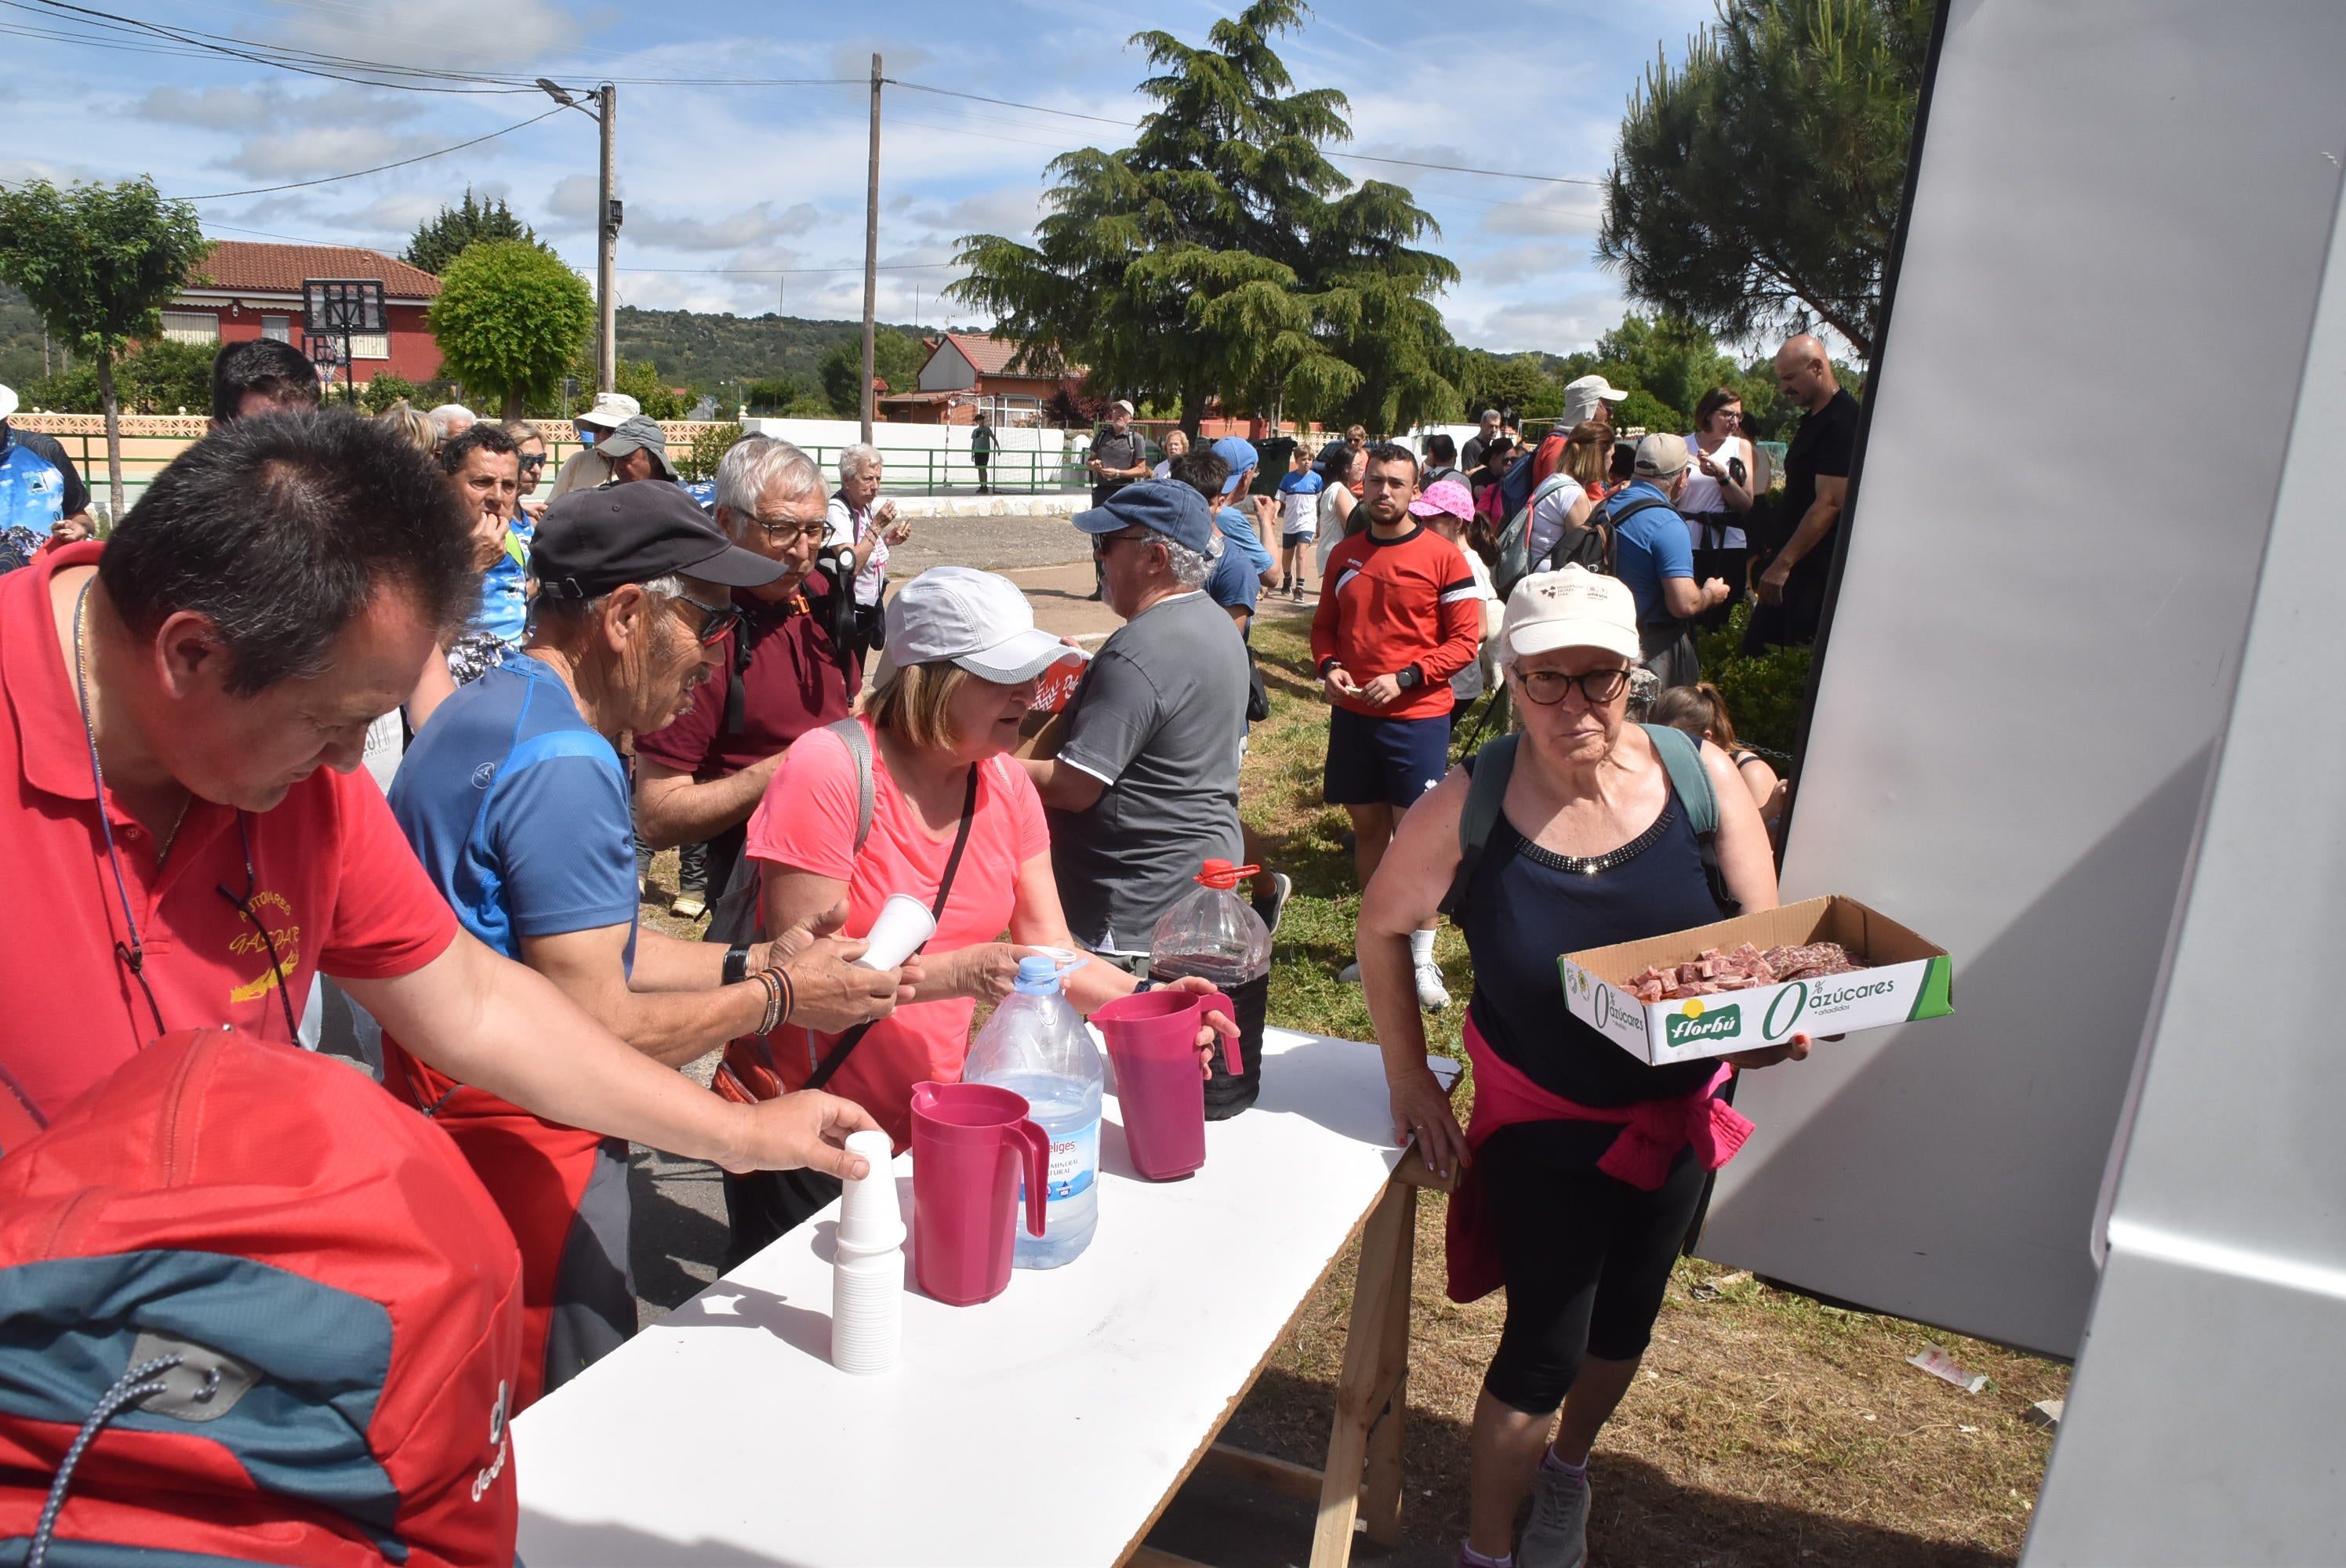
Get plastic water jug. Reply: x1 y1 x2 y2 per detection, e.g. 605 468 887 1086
1148 859 1273 1118
964 956 1104 1269
907 1081 1047 1306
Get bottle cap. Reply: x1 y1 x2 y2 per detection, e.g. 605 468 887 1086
1194 858 1260 890
1012 955 1062 994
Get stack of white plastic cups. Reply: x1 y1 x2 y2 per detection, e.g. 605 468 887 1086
830 1128 904 1375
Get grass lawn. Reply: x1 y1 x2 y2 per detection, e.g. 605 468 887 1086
1218 618 2064 1566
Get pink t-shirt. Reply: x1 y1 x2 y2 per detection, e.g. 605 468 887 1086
743 717 1051 1145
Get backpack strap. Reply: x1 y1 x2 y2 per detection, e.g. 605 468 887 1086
1438 733 1520 916
826 716 876 854
705 717 875 946
1640 722 1738 915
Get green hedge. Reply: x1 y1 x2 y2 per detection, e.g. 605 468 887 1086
1696 603 1813 757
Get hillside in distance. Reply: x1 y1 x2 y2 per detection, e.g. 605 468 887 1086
616 306 928 395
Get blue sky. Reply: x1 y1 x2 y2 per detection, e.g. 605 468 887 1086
0 0 1718 354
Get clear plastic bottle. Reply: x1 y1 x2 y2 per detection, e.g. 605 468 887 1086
1148 859 1273 1119
963 955 1102 1269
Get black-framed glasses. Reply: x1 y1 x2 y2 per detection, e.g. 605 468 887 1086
1515 666 1632 706
1091 530 1157 557
518 452 547 470
746 515 829 544
674 589 744 647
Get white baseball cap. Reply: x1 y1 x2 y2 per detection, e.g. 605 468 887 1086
576 391 642 430
0 383 17 421
882 566 1090 684
1633 432 1690 478
1500 565 1641 663
1561 374 1629 425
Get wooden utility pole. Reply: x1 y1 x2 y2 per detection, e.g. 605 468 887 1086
597 82 619 394
861 53 881 442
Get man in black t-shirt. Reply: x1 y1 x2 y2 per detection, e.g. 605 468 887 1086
1747 334 1859 651
1087 400 1149 506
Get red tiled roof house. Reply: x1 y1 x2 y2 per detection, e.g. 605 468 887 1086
163 241 444 383
881 332 1086 424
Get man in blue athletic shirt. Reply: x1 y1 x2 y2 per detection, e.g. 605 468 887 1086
0 383 91 573
1598 434 1730 688
386 479 905 1406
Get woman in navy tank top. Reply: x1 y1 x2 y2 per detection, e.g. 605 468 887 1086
1358 565 1809 1568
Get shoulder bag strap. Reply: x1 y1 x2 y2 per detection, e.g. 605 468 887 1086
803 762 979 1092
1640 723 1738 916
1437 733 1520 917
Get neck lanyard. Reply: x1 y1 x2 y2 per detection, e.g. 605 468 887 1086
71 580 300 1047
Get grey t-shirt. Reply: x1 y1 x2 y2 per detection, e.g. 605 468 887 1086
1048 590 1249 952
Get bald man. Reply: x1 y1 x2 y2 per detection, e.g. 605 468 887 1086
1747 333 1858 650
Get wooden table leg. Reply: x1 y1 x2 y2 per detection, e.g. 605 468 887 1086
1360 1181 1418 1546
1309 1177 1414 1568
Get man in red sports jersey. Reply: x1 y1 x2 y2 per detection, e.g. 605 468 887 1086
1309 441 1482 1012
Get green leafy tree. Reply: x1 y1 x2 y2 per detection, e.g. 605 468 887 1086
1462 352 1562 422
950 0 1462 435
0 177 211 511
404 190 543 276
819 330 922 418
429 241 595 420
1599 0 1932 358
673 421 744 484
20 337 214 416
358 373 423 416
743 376 800 414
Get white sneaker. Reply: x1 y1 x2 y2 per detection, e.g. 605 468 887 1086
1338 960 1363 983
1414 962 1451 1012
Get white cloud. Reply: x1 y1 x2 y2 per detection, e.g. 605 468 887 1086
545 172 600 223
626 201 823 250
1473 290 1625 354
220 128 434 180
904 183 1045 238
138 84 423 133
829 39 932 80
1475 241 1582 287
1478 185 1607 238
267 0 576 71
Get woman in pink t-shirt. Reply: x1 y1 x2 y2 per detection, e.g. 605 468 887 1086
731 568 1231 1253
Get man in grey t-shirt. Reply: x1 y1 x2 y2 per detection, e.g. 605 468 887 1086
1023 481 1249 956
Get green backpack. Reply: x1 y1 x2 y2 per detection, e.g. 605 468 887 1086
1437 723 1738 917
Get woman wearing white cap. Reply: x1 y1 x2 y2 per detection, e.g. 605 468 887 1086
1355 565 1807 1568
724 567 1234 1252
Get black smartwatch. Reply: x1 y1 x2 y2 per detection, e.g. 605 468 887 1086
722 944 752 986
1396 664 1425 691
1318 656 1345 678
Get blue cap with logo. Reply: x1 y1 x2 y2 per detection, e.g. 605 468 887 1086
1209 437 1259 497
1071 477 1220 556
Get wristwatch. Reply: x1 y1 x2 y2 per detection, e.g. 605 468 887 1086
1396 664 1424 690
723 944 752 986
1318 656 1346 678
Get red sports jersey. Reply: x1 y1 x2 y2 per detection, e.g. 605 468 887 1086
1309 523 1484 720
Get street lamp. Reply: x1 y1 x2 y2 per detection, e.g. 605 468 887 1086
538 78 619 395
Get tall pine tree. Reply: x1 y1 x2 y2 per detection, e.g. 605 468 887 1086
404 191 543 276
950 0 1462 434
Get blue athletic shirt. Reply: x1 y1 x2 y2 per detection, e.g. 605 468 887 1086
387 653 640 972
1603 479 1696 627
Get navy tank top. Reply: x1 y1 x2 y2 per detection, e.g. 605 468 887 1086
1456 770 1727 1108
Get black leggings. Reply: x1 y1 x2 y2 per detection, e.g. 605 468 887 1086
1480 1118 1708 1415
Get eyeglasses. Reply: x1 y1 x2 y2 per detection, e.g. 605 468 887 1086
1091 530 1158 557
1515 666 1632 706
745 516 829 544
518 453 547 470
674 589 745 647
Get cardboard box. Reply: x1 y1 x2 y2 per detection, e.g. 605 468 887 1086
1558 895 1954 1065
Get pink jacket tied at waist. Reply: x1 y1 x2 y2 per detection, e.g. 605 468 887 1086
1445 1012 1756 1303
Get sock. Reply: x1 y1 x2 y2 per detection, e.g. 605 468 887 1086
1410 928 1436 966
1542 1447 1590 1488
1459 1544 1512 1568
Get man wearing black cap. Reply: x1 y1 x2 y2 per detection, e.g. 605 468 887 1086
386 477 906 1406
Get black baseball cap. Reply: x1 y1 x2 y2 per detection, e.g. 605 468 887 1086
532 481 786 600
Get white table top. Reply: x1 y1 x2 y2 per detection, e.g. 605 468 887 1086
513 1028 1449 1568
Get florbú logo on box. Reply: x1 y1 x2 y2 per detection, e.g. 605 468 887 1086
1665 999 1742 1047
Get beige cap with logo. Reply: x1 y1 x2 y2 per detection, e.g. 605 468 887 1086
1501 564 1641 663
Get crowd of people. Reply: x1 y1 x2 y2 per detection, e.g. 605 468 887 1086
0 323 1861 1567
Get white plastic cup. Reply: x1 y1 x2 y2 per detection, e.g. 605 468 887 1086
853 893 936 971
832 1129 903 1375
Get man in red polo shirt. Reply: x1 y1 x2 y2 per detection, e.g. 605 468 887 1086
634 436 859 909
0 412 896 1184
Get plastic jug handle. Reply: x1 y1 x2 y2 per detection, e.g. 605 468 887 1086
1206 992 1239 1078
1011 1118 1051 1238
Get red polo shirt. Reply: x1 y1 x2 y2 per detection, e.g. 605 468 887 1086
634 575 859 781
0 543 459 1124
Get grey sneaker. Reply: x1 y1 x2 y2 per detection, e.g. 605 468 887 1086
1516 1463 1589 1568
1250 870 1292 935
1414 961 1451 1013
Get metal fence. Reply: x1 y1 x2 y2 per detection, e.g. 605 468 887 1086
546 436 1096 498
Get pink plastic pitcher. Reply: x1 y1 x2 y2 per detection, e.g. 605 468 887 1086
908 1081 1048 1306
1091 989 1237 1181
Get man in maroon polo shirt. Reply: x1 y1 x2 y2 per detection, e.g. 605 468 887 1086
0 412 896 1181
634 436 859 909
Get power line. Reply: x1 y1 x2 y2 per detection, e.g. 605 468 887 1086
169 105 565 199
5 0 539 92
616 263 956 276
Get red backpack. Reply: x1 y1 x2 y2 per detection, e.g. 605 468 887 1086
0 1027 523 1566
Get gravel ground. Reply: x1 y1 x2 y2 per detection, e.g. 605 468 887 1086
881 507 1095 574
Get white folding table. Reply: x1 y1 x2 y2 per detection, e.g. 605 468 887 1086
512 1026 1459 1568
